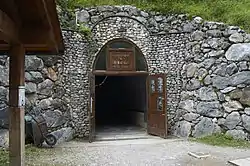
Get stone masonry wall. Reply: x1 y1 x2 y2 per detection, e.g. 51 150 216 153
1 5 250 141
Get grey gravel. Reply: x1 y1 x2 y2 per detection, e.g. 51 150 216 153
32 138 250 166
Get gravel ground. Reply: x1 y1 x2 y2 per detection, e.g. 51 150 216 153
31 138 250 166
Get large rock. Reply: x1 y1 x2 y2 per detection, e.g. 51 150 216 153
178 100 196 112
25 82 37 94
183 113 200 122
76 10 90 23
226 130 248 140
43 110 64 127
197 101 223 118
191 31 204 41
222 100 243 113
244 107 250 115
198 87 217 101
242 115 250 132
229 33 244 43
186 63 198 78
239 87 250 106
25 56 44 71
226 63 238 76
220 87 236 94
37 79 54 98
201 58 215 70
0 65 8 86
0 86 7 102
225 43 250 61
186 78 201 91
193 117 215 138
0 129 9 148
229 89 243 99
50 127 75 145
212 75 230 89
25 71 43 83
173 121 191 138
224 112 241 129
230 71 250 86
0 107 8 128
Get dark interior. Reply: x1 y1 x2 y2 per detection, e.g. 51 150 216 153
95 76 147 128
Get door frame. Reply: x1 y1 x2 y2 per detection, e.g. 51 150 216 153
89 71 150 142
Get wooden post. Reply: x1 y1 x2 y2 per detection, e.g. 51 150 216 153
8 44 25 166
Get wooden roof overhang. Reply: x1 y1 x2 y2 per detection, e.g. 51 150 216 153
0 0 64 55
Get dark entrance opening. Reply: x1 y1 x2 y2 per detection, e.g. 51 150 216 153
95 75 147 131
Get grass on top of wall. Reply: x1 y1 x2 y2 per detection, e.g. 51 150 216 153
58 0 250 32
191 133 250 148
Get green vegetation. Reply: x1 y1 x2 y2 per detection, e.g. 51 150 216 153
191 133 250 148
57 0 250 32
0 145 55 166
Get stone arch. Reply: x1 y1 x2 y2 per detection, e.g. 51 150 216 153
89 16 151 70
92 38 149 72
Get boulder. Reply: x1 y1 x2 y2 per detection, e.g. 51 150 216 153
197 101 223 118
230 71 250 86
244 107 250 115
201 58 215 70
37 79 54 98
212 75 230 90
43 67 58 81
25 56 44 71
198 87 217 101
183 113 200 122
50 127 75 145
0 129 9 148
43 110 64 128
226 63 238 76
193 117 215 138
25 82 37 94
239 87 250 106
191 31 204 41
226 130 248 140
204 75 212 85
25 71 43 83
214 63 227 76
229 33 244 43
242 115 250 132
178 100 196 112
225 43 250 61
239 61 248 71
0 65 8 86
206 30 222 37
224 112 241 129
0 86 7 102
76 10 90 23
222 100 243 113
186 78 201 91
196 68 208 81
173 121 191 138
186 63 198 78
229 89 243 99
0 107 8 128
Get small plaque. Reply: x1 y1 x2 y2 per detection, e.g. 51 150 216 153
18 86 25 107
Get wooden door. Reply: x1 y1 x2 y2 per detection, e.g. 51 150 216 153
147 74 167 138
88 72 95 143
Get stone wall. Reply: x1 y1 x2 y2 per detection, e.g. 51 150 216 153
0 54 71 132
1 5 250 141
174 23 250 140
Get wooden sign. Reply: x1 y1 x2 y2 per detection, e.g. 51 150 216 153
108 49 135 71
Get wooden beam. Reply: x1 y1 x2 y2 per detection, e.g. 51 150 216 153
40 0 58 53
93 70 149 76
8 44 25 166
0 9 18 43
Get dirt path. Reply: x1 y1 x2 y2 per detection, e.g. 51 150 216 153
31 138 250 166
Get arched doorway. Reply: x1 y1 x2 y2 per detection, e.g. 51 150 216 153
89 39 167 142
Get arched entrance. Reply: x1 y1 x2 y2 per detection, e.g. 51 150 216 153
89 39 167 142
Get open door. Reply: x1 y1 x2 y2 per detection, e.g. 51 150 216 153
88 72 95 143
147 74 167 138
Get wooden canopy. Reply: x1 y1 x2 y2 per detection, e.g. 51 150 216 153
0 0 64 54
